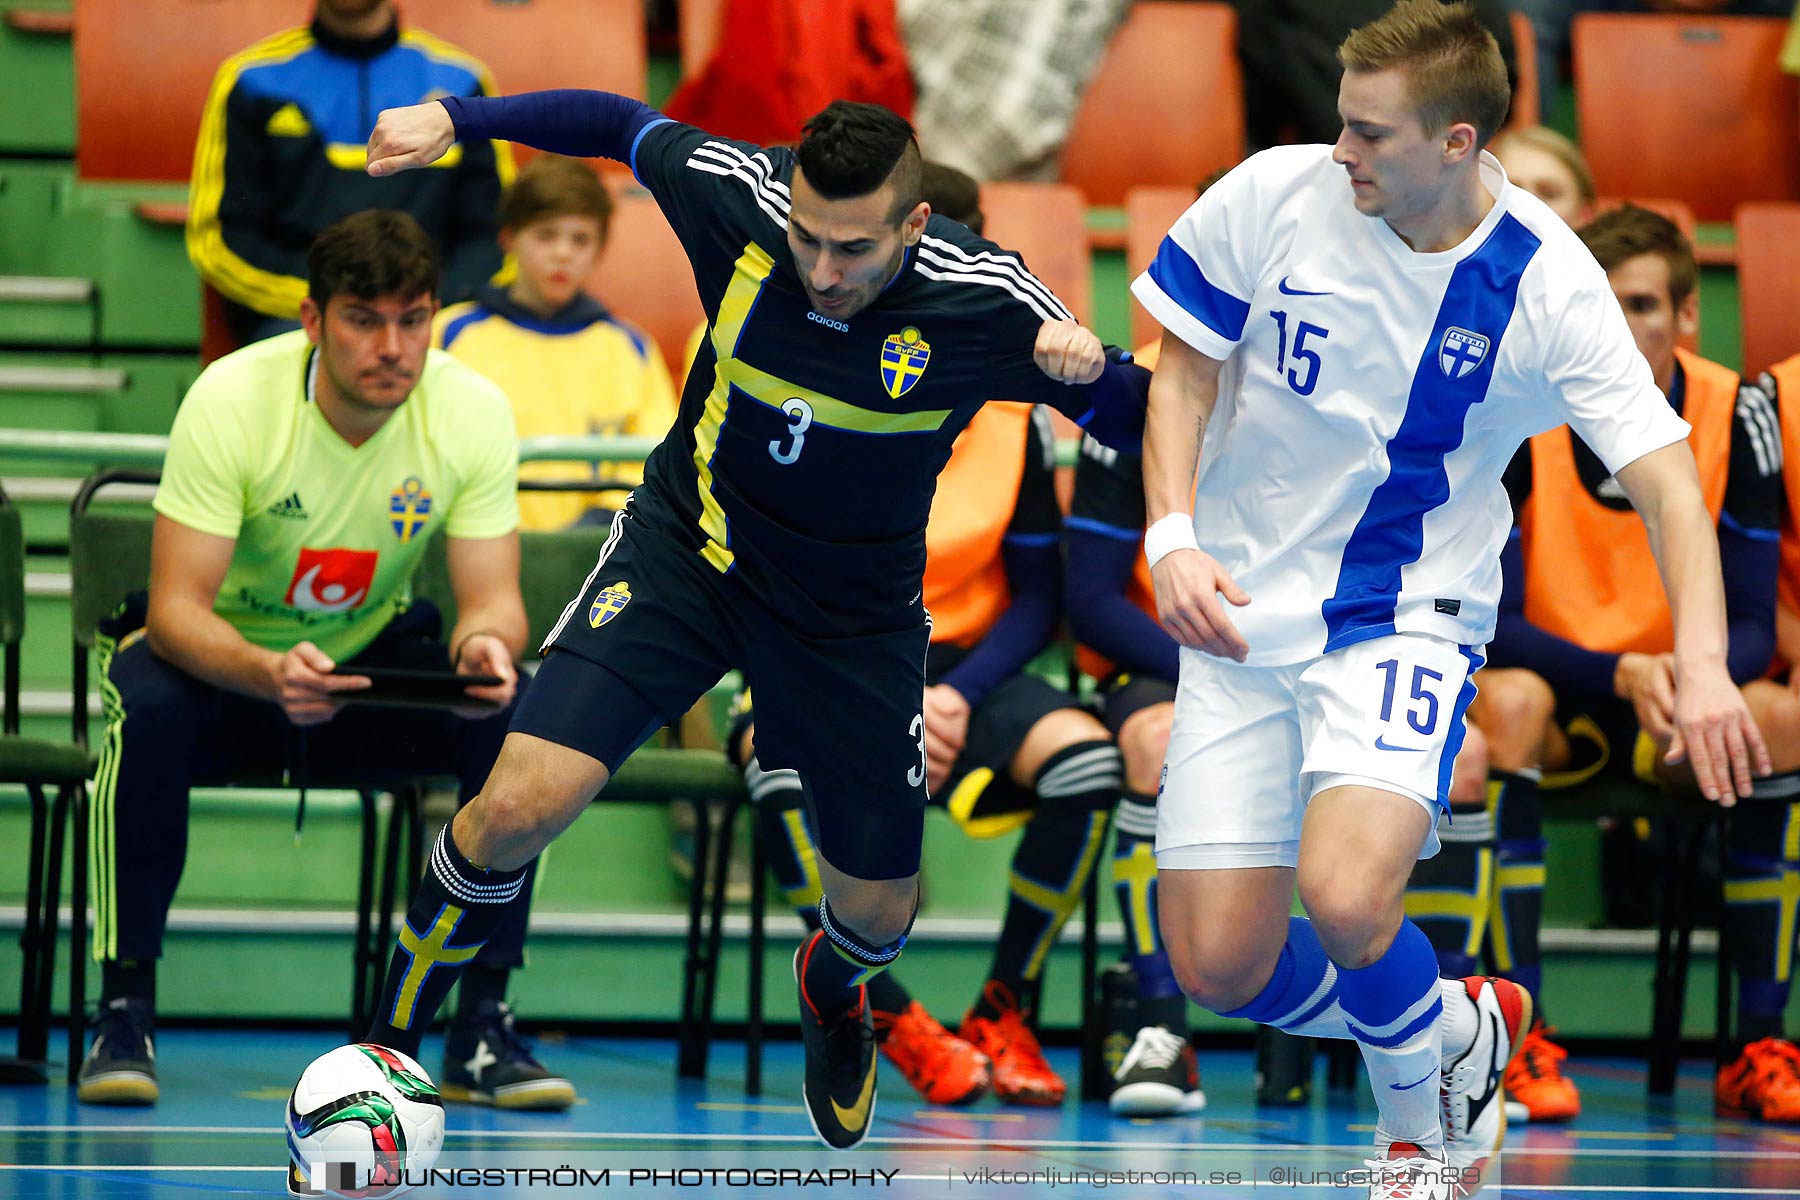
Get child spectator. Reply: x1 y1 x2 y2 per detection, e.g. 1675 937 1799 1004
436 156 677 531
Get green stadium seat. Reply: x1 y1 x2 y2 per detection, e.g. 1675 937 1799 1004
0 5 75 157
0 483 94 1086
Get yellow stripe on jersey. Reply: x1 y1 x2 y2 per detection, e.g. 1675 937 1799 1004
186 28 316 318
324 142 463 171
693 243 777 572
718 357 952 434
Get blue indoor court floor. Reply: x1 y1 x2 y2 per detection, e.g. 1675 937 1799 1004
1 1030 1796 1198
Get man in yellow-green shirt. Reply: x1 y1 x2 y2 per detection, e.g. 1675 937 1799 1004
80 211 572 1114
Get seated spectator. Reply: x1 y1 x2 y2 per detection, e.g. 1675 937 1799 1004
79 211 573 1114
187 0 511 346
435 156 677 531
1490 125 1595 227
1460 205 1800 1124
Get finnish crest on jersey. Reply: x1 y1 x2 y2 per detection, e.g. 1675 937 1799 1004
389 477 432 542
1438 327 1490 379
588 581 633 628
881 326 931 399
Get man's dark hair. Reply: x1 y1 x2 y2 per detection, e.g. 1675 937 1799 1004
500 153 615 238
796 100 923 223
921 160 983 236
1577 204 1698 310
307 209 441 309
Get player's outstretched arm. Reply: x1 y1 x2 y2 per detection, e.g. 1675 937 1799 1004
1142 330 1250 662
1615 441 1772 804
369 90 665 178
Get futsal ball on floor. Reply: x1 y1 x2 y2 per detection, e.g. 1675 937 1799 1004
286 1043 445 1198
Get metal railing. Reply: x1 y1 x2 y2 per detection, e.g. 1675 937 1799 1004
0 428 1086 468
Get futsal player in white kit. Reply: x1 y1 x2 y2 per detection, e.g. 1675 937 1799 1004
1134 3 1768 1196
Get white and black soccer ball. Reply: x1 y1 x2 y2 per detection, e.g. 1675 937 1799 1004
286 1043 445 1198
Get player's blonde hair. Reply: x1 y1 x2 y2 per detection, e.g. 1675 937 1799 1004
1338 0 1511 148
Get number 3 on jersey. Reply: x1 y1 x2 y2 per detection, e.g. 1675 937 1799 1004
769 397 814 464
907 713 926 787
1268 311 1328 397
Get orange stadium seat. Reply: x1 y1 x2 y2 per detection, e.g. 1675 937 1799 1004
980 181 1092 326
74 0 312 182
1124 186 1197 351
421 0 647 168
1060 2 1244 207
1573 14 1800 222
586 187 704 379
980 181 1092 510
1506 10 1539 131
1734 203 1800 378
76 0 644 182
679 0 725 81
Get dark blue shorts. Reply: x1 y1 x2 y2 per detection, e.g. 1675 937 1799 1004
1096 674 1177 740
511 508 932 881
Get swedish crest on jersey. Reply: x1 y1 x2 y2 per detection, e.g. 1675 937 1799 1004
588 581 633 628
389 477 432 542
880 326 931 398
1438 327 1490 379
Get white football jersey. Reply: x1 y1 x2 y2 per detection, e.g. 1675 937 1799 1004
1132 145 1690 666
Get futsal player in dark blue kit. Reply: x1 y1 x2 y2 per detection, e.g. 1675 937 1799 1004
346 88 1147 1150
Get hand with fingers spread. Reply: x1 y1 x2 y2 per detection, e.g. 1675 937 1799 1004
1665 657 1771 806
1034 320 1106 385
366 101 458 177
273 641 370 726
1150 546 1252 662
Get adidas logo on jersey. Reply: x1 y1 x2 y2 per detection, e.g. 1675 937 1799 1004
266 492 308 519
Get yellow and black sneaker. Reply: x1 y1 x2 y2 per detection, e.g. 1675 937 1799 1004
794 938 878 1149
440 1000 576 1111
76 997 158 1106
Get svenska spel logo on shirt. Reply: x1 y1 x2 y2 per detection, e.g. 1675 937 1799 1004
285 547 378 612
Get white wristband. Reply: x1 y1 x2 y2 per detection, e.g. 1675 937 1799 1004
1144 512 1199 571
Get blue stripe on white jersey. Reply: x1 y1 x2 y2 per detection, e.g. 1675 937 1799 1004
1320 214 1543 652
1145 237 1251 344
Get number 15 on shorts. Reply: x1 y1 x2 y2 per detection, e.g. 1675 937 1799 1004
1373 656 1442 750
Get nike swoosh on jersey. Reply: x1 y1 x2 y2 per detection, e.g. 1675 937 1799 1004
830 1053 877 1132
1374 735 1425 752
1277 276 1331 296
1464 1013 1504 1127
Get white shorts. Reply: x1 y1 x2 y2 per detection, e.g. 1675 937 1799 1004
1155 632 1483 871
